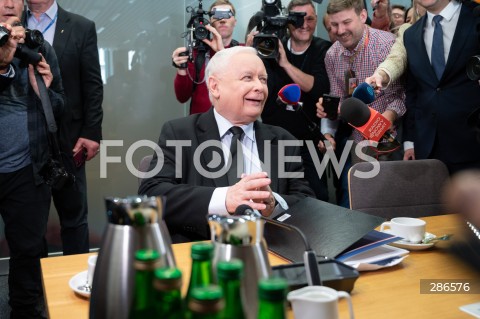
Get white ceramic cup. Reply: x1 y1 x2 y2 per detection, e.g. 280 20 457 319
287 286 354 319
87 255 97 288
380 217 426 243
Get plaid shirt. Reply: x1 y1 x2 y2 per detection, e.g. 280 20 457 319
322 26 406 142
0 42 65 185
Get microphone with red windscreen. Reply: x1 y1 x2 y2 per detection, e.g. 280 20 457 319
340 97 399 146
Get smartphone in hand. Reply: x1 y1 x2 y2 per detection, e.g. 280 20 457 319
73 147 87 168
323 94 341 120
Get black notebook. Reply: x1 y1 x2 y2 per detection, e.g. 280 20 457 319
264 197 385 262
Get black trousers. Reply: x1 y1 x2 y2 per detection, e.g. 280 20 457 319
52 163 89 255
0 165 50 318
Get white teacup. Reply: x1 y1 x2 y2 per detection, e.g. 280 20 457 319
380 217 426 243
287 286 354 319
87 255 97 289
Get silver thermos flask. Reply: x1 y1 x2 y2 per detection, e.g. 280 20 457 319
89 195 176 319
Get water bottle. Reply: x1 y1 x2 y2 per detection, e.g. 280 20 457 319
257 278 288 319
153 267 184 318
217 259 245 319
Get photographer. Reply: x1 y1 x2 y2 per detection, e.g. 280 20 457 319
0 2 64 318
258 0 331 201
171 0 240 114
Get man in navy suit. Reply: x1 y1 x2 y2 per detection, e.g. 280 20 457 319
139 46 315 243
26 0 103 254
403 0 480 173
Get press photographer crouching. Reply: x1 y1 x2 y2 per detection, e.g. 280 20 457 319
0 6 65 319
171 0 241 114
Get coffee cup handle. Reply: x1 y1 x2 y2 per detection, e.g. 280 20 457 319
337 291 354 319
380 221 391 232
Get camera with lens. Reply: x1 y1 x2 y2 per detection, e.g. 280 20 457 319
181 0 234 68
249 0 305 59
40 157 76 190
16 29 44 66
0 24 44 66
467 56 480 81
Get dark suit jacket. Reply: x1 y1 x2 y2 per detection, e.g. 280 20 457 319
52 6 103 149
138 108 315 242
403 2 480 164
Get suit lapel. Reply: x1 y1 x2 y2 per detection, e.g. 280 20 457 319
443 5 471 80
414 16 439 83
52 6 71 63
254 122 279 192
196 108 229 187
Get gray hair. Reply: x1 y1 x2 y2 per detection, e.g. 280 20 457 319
205 46 258 99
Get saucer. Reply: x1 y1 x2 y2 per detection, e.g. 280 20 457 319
69 270 90 298
383 231 437 251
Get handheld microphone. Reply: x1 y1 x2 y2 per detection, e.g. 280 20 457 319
234 204 322 286
276 84 327 144
340 97 397 143
277 83 302 108
352 82 376 104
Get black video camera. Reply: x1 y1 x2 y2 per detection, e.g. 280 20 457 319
0 24 44 66
181 0 234 68
249 0 305 59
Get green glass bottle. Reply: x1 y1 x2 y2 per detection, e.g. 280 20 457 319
257 278 288 319
129 249 159 319
153 267 184 319
188 285 224 319
217 259 245 319
186 242 214 304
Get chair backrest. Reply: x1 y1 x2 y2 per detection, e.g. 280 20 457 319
138 155 153 186
348 159 449 219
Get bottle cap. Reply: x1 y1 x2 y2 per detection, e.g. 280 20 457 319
258 278 287 301
154 267 182 291
191 242 214 261
134 249 160 270
188 285 224 314
217 259 243 280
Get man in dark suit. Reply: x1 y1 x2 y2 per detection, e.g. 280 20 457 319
139 46 315 243
26 0 103 254
403 0 480 174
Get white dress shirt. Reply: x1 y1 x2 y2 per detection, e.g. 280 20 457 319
208 109 288 216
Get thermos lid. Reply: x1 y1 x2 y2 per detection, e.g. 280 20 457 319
217 259 243 280
191 242 214 261
258 278 288 301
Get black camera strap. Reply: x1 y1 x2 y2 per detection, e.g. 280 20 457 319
35 71 63 161
194 46 207 83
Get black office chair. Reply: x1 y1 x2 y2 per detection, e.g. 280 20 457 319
348 159 449 219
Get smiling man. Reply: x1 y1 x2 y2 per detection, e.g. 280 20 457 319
139 46 314 243
261 0 332 202
317 0 405 164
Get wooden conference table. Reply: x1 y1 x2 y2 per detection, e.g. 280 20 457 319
41 214 479 319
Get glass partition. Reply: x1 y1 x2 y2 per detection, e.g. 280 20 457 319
0 0 411 261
